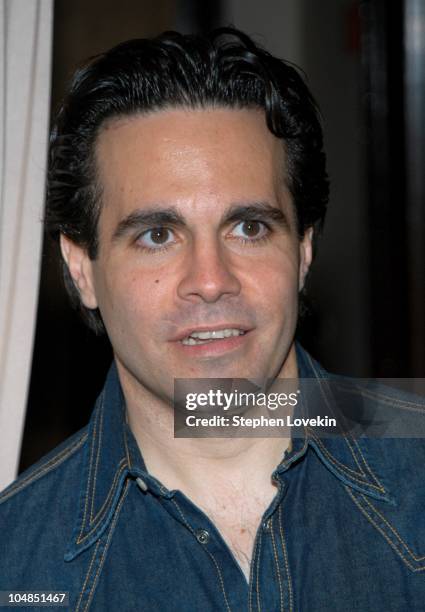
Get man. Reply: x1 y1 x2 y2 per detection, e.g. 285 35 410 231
1 28 425 611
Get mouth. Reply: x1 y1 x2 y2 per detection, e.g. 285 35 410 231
170 324 253 357
181 328 247 346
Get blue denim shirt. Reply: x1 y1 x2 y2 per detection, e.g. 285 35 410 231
1 345 425 611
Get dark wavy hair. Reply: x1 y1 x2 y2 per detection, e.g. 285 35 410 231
46 27 329 334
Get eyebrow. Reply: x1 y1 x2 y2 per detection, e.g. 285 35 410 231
222 202 291 230
111 208 186 242
111 201 291 242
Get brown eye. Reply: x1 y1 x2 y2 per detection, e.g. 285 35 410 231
241 221 261 237
137 227 175 250
231 219 269 241
150 227 170 243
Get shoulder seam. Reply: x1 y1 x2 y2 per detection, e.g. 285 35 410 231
0 431 88 504
334 381 425 411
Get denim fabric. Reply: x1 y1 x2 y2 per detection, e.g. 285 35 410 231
1 345 425 611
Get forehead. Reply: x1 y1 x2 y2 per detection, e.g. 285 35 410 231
94 107 287 217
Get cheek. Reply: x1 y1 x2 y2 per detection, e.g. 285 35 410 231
249 248 300 307
113 269 175 337
92 265 149 333
118 272 163 319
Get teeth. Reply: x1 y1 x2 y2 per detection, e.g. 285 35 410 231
181 328 245 345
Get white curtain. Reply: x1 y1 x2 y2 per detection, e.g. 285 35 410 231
0 0 53 490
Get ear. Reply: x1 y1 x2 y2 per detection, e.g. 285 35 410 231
60 234 98 309
298 227 313 291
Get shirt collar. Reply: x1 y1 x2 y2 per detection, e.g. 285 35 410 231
66 344 394 561
278 344 394 505
65 362 169 561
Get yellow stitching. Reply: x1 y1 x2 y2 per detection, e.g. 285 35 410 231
321 378 396 487
248 527 261 612
345 487 425 572
171 499 232 611
270 517 284 612
75 539 101 612
309 376 368 478
331 429 385 492
123 426 131 469
308 432 366 479
362 495 425 561
306 357 373 478
346 487 422 571
90 459 127 526
90 405 104 523
329 411 385 490
338 433 367 475
349 437 385 489
317 399 366 475
170 497 193 531
203 549 232 612
309 364 409 490
83 481 130 612
278 438 308 470
76 461 127 544
78 402 102 540
84 482 129 611
308 432 385 492
256 530 262 612
0 433 88 503
278 505 293 612
171 498 232 612
335 383 425 411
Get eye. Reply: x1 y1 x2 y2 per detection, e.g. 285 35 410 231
230 220 269 240
136 227 175 250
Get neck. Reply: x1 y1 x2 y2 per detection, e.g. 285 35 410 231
119 344 297 497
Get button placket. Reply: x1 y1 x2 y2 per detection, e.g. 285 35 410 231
262 518 272 532
196 528 210 544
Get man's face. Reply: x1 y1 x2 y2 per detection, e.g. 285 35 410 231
63 108 312 404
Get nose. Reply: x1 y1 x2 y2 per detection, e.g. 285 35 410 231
177 237 241 303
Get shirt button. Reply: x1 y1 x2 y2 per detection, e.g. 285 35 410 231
262 519 272 531
196 529 210 544
136 477 148 492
